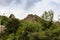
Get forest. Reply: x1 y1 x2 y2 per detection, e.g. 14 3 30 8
0 10 60 40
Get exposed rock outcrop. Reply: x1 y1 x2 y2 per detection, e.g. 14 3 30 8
0 25 6 33
24 14 40 23
9 14 15 18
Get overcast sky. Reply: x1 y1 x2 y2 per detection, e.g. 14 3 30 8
0 0 60 20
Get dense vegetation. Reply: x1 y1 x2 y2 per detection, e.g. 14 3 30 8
0 10 60 40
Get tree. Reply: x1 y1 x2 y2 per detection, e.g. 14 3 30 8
58 15 60 22
41 10 54 30
42 10 54 21
6 18 20 34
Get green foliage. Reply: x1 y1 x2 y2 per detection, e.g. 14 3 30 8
0 16 9 25
0 10 60 40
41 10 54 30
5 18 20 34
7 33 15 40
15 21 41 40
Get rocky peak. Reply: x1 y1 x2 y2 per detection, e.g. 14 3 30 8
24 14 40 22
9 14 15 18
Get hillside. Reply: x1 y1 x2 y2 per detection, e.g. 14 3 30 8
0 11 60 40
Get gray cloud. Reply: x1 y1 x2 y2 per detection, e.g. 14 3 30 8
25 0 42 9
0 0 22 6
0 0 13 6
0 0 42 9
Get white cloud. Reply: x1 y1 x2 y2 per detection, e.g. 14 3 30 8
27 0 53 15
0 0 60 20
52 0 60 3
26 0 60 20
